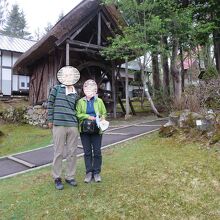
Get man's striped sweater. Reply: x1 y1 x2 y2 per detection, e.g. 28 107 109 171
47 85 78 127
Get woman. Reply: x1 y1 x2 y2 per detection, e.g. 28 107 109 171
76 79 107 183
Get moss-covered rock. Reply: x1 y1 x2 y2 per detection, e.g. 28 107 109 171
209 127 220 145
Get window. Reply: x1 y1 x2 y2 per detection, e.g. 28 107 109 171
21 82 25 88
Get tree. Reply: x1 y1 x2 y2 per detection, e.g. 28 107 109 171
2 4 30 38
0 0 8 28
192 0 220 73
44 22 53 34
102 24 162 117
57 11 64 22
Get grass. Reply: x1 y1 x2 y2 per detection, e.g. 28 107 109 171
0 133 219 219
0 124 52 156
117 99 151 113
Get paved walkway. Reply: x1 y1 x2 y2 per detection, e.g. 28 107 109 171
0 118 167 180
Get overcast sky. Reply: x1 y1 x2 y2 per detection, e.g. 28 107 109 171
9 0 83 35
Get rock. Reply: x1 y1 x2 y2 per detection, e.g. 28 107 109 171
169 113 180 126
196 119 214 131
125 114 132 120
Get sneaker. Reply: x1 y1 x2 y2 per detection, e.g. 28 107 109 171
65 179 77 187
55 178 64 190
84 172 92 183
94 174 101 182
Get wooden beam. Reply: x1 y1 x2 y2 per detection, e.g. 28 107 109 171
55 12 97 46
98 12 101 46
69 48 99 54
36 62 46 104
118 97 126 114
101 13 115 37
125 57 130 116
66 41 70 65
89 32 96 44
70 15 94 40
67 39 104 50
129 98 136 115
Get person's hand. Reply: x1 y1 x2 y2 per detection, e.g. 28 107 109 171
100 116 105 121
48 122 53 129
88 116 96 120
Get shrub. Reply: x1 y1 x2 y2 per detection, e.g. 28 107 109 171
172 77 220 112
159 125 178 137
1 107 27 124
0 130 4 137
201 66 218 80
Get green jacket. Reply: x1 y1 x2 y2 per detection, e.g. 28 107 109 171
76 96 107 133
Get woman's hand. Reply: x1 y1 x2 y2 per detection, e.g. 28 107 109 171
88 116 96 120
100 116 105 121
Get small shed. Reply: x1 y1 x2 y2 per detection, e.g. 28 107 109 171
13 0 126 115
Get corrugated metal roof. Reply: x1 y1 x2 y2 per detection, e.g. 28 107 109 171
0 34 36 53
121 60 141 71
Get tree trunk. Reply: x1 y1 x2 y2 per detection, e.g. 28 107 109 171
171 37 181 103
179 45 185 92
213 30 220 73
204 43 211 69
141 70 162 117
152 52 161 95
161 36 170 96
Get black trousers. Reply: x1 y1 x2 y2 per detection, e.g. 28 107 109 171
80 133 102 174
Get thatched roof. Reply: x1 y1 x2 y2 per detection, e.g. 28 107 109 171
13 0 125 73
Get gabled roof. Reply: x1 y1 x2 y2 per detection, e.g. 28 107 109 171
13 0 126 73
0 34 36 53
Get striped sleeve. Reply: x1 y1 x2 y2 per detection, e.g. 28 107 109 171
47 86 58 122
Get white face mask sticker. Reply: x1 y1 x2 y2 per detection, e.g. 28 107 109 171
83 79 97 98
57 66 80 85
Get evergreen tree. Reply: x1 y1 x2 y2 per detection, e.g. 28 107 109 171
0 0 8 28
2 4 30 38
57 11 64 22
44 22 53 34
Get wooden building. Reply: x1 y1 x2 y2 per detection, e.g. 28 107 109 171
13 0 126 115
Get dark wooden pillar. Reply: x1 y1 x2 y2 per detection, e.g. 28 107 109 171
97 12 101 46
66 41 70 66
112 66 117 118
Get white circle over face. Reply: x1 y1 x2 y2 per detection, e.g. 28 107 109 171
83 79 97 98
57 66 80 85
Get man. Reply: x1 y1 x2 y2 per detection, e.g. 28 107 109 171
47 66 80 190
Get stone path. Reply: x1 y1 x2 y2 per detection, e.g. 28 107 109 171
0 118 167 180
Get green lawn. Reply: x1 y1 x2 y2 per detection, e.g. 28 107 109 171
0 133 219 219
0 124 52 156
117 99 151 113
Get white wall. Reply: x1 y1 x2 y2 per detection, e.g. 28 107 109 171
2 51 12 67
2 68 12 95
13 75 19 91
0 50 30 95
